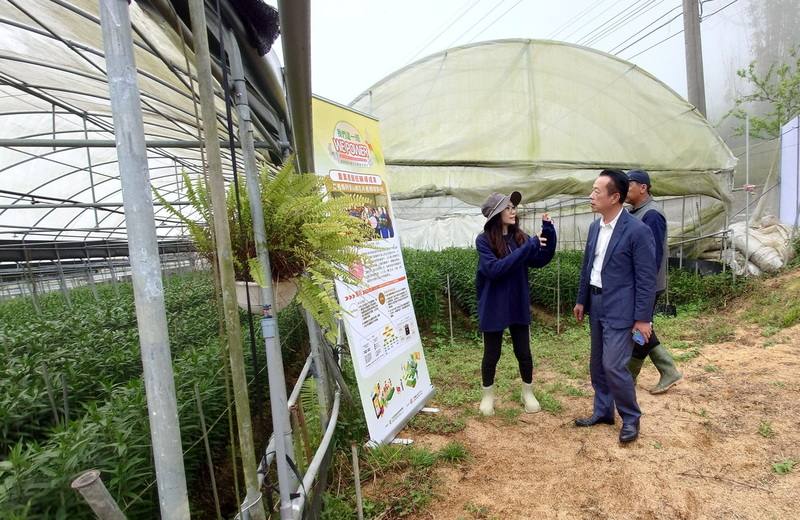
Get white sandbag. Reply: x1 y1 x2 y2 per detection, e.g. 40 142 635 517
720 248 762 276
728 217 794 273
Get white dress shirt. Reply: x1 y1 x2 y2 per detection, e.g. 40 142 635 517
589 207 624 288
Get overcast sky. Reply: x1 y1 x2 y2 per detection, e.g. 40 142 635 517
266 0 756 121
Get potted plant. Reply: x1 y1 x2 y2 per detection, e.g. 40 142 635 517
157 159 374 336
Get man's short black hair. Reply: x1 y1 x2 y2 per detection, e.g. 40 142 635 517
599 169 629 204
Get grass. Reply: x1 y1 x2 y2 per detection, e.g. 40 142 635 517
462 501 495 519
743 277 800 329
758 420 775 438
700 321 736 344
408 413 466 435
771 458 796 475
438 441 469 463
544 381 588 397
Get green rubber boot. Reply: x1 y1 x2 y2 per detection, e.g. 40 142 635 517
649 344 682 394
627 356 644 383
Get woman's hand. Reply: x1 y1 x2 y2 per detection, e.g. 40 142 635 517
538 212 551 245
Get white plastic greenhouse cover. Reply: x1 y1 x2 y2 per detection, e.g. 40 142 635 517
351 39 736 205
0 0 287 243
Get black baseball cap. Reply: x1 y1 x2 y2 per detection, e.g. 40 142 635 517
627 169 651 186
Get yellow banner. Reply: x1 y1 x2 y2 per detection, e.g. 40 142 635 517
312 96 386 176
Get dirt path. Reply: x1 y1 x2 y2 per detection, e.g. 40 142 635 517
404 324 800 519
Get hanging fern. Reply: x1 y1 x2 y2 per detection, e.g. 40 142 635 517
155 159 374 337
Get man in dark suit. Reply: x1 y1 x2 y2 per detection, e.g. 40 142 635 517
573 169 656 443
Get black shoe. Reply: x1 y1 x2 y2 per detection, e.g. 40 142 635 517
574 415 615 427
619 420 640 443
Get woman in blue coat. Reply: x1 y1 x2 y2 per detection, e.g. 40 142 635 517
476 191 557 416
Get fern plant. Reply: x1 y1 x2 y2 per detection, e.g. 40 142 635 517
156 160 374 336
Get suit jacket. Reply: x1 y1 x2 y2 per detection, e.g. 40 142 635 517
576 208 656 329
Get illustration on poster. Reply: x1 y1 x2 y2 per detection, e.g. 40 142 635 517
370 352 422 419
402 352 420 389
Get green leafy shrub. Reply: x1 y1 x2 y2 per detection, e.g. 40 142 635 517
157 159 375 337
666 268 748 308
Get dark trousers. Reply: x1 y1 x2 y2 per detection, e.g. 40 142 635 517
632 289 664 359
482 323 533 387
589 292 641 424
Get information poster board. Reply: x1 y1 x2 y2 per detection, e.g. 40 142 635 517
312 95 434 444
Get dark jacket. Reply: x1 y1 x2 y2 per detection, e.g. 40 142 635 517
575 209 656 328
629 196 667 293
475 221 557 332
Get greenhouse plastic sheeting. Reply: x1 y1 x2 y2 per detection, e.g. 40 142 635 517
351 39 736 206
0 0 286 243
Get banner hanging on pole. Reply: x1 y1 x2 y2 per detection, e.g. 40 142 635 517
311 95 434 444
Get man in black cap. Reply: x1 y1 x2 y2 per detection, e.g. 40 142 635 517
625 169 682 394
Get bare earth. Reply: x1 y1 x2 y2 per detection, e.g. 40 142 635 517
401 323 800 519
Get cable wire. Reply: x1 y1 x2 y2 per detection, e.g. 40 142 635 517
468 0 526 43
405 0 483 64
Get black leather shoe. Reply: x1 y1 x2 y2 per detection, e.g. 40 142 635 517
619 420 640 443
574 415 615 427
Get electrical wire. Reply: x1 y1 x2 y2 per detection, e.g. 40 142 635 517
578 0 653 46
446 0 513 47
547 0 615 40
468 0 525 43
622 0 739 60
611 5 683 55
584 0 673 48
405 0 483 64
560 0 627 42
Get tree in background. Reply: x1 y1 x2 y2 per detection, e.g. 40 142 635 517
728 44 799 140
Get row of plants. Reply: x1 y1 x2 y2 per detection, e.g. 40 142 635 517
0 272 309 519
0 276 222 451
402 247 749 329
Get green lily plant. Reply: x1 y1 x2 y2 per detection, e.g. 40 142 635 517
156 159 374 336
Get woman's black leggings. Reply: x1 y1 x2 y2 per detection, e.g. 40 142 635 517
481 323 533 387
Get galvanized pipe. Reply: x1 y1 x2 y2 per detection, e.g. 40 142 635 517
187 1 265 518
291 390 342 518
224 28 297 517
70 470 126 520
98 1 190 517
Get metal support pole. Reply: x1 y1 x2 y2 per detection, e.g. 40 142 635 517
277 0 313 173
71 470 126 520
745 114 750 274
305 309 332 428
194 384 223 520
22 247 41 314
99 2 190 517
682 0 706 116
446 273 454 345
556 256 561 334
83 116 100 228
61 372 69 423
85 255 99 301
222 27 295 518
106 244 120 297
679 196 686 269
186 3 265 518
351 443 365 520
51 103 57 152
55 247 72 307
